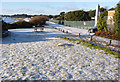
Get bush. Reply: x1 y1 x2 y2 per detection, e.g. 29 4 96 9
0 20 8 38
7 21 32 29
97 13 107 32
95 31 120 41
30 15 48 26
2 20 8 32
113 3 120 35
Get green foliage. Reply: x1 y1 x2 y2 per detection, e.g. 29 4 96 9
68 38 75 41
100 7 107 12
65 10 91 21
87 10 96 17
11 14 32 18
97 13 107 32
56 17 61 20
113 4 120 34
60 12 65 20
97 7 108 32
2 20 8 32
109 7 116 10
53 15 60 19
47 15 53 19
7 20 32 29
56 36 120 58
101 11 108 16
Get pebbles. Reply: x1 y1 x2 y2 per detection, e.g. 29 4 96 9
1 27 119 80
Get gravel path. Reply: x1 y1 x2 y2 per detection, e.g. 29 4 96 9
0 23 119 80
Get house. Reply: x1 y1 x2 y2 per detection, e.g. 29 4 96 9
107 10 115 24
107 1 120 24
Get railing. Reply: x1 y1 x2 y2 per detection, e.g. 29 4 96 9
49 19 95 30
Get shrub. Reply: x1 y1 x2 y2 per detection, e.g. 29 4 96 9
113 3 120 35
0 20 8 38
2 20 8 32
7 20 32 29
97 13 107 32
30 15 48 26
95 31 120 41
56 17 61 20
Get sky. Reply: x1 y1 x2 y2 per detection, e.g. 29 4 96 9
1 0 120 15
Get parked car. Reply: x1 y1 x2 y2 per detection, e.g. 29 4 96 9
88 26 97 33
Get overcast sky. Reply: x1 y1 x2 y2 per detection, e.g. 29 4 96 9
1 0 119 15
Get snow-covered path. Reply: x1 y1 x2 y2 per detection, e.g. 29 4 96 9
0 22 119 80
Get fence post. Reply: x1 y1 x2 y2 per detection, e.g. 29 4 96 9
63 30 64 33
108 39 112 45
66 31 68 33
79 33 80 38
90 36 93 41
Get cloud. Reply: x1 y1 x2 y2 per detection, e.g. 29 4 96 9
19 8 33 11
2 8 46 15
2 0 119 2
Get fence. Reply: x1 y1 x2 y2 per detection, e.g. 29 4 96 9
49 19 95 30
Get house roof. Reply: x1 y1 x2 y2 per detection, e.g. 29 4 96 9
108 10 115 12
108 10 115 16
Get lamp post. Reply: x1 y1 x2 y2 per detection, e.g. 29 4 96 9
95 4 100 26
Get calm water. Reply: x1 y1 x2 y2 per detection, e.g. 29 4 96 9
2 18 19 23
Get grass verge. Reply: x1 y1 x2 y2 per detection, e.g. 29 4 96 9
56 36 120 58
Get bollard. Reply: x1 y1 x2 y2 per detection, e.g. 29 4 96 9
40 28 44 31
90 36 93 41
108 39 112 45
34 28 37 32
66 31 68 33
79 33 80 38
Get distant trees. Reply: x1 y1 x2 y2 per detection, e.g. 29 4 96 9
7 21 33 29
65 10 91 21
57 7 108 21
60 12 65 20
100 7 107 12
113 3 120 34
47 15 53 19
11 14 32 18
30 15 48 26
109 7 115 10
87 10 96 17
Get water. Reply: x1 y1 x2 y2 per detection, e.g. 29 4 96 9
2 18 19 23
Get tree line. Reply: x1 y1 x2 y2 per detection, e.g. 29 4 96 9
54 7 115 21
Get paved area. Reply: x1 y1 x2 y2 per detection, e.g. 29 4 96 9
0 22 119 80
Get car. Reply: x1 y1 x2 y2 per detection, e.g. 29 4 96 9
88 26 97 33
